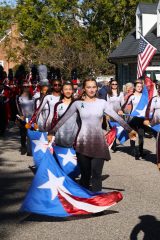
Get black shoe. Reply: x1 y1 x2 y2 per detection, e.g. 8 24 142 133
135 154 140 160
21 147 27 155
139 153 147 159
28 165 37 174
27 152 32 156
111 146 117 153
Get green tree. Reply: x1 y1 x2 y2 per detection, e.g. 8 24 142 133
0 3 15 38
15 0 109 77
16 0 78 45
79 0 159 54
1 0 158 77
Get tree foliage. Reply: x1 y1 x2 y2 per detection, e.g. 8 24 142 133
0 0 159 77
79 0 158 54
0 2 15 38
16 0 78 45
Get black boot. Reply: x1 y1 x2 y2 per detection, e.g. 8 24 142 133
21 146 27 155
139 143 146 159
130 140 139 160
111 140 117 152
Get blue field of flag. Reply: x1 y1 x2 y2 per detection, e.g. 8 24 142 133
109 121 128 144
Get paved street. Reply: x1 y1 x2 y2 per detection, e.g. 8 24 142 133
0 126 160 240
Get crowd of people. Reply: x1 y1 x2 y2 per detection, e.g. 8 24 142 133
0 64 160 194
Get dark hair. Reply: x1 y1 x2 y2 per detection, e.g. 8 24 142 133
52 79 62 84
133 81 143 94
40 85 50 96
76 77 98 100
49 79 62 93
20 87 32 100
62 81 73 89
134 81 143 88
60 81 74 100
108 79 120 97
82 77 97 89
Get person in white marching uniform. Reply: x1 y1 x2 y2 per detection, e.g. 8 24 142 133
30 79 61 131
16 82 34 154
51 81 79 147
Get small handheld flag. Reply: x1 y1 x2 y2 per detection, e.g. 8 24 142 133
109 122 129 144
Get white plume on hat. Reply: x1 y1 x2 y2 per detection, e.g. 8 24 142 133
38 64 49 86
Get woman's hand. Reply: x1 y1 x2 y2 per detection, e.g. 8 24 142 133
47 134 55 144
118 110 124 116
73 155 77 161
129 130 137 141
143 120 150 126
34 123 39 130
25 122 31 129
20 115 25 121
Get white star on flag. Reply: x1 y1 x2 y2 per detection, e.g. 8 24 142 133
32 133 48 153
38 169 70 200
136 106 147 117
116 125 124 136
58 149 77 166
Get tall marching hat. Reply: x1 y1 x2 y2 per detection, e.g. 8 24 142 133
38 64 49 86
23 80 30 87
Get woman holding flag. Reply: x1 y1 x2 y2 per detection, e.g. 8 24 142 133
144 82 160 170
29 79 61 132
121 81 148 160
16 83 34 155
32 80 50 132
106 79 125 152
48 77 136 192
51 81 79 147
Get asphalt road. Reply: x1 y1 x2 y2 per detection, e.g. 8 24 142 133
0 126 160 240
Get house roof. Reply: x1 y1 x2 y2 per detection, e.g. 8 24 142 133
109 24 160 60
138 3 158 14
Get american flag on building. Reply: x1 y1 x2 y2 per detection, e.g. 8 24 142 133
137 35 157 79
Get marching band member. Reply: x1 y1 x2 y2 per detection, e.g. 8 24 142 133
144 82 160 169
0 83 9 136
51 81 79 147
48 77 136 192
16 82 34 154
29 79 61 131
122 81 147 159
145 83 160 126
106 79 125 152
32 80 50 131
107 79 125 113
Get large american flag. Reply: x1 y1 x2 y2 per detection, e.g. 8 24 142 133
137 35 157 79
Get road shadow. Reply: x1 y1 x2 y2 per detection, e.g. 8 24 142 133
116 145 157 164
0 126 20 154
101 174 110 181
102 187 125 192
0 169 33 223
0 230 10 240
130 215 160 240
21 210 119 223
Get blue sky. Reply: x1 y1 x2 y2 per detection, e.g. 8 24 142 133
0 0 16 6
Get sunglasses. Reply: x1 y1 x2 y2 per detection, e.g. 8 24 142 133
53 84 61 87
111 83 118 86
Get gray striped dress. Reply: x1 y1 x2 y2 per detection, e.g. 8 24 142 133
51 98 132 159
